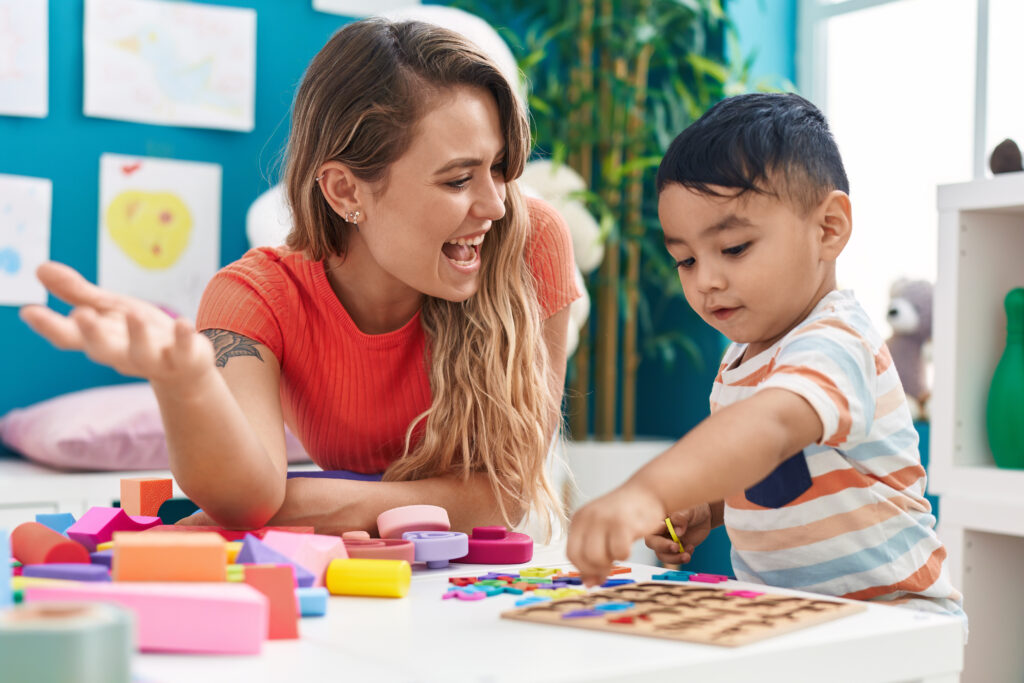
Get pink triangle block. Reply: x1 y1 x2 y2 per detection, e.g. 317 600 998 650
260 530 348 588
66 508 161 552
24 581 269 654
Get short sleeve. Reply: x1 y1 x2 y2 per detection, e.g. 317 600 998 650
524 197 582 319
195 248 287 361
757 321 877 449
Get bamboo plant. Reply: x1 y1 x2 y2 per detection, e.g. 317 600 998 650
449 0 757 440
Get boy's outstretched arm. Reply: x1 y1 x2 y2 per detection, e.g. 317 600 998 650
567 387 823 585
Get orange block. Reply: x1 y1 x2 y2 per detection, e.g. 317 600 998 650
113 531 226 582
243 565 299 640
120 478 173 517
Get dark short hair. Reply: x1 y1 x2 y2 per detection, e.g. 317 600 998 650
656 93 849 214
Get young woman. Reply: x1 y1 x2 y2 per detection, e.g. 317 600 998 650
21 19 579 536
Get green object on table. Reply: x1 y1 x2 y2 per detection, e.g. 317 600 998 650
987 288 1024 469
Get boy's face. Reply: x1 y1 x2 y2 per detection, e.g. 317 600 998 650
659 183 839 358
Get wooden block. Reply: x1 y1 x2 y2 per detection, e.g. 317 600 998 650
66 508 162 552
244 564 299 639
24 581 269 654
11 522 90 565
502 581 867 647
113 531 226 582
120 478 173 517
261 530 348 587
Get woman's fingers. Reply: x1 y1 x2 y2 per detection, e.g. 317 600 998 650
36 261 121 311
126 310 161 371
19 305 86 350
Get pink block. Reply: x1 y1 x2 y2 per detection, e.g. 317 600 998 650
451 526 533 565
24 582 268 654
66 508 161 552
260 531 348 588
376 505 450 539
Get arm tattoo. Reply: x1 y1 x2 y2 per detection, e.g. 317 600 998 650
201 329 264 368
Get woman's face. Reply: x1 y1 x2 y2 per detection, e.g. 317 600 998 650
354 85 508 302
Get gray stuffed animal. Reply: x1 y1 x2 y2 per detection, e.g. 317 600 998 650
886 279 934 420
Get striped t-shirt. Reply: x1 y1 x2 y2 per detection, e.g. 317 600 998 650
711 290 963 618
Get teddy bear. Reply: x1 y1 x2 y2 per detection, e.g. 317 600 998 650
886 279 934 421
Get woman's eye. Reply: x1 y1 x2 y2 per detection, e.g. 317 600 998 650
723 242 750 256
447 176 471 190
676 257 695 270
491 163 504 177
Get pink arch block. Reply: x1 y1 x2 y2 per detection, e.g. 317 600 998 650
66 507 161 552
260 530 348 588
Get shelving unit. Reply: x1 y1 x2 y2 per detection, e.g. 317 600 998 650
932 172 1024 682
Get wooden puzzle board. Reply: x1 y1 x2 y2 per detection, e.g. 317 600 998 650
501 582 866 647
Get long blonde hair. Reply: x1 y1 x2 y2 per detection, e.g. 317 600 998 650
283 19 563 533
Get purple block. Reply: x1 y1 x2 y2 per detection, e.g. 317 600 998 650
236 534 315 588
401 531 469 569
22 563 110 582
90 549 113 568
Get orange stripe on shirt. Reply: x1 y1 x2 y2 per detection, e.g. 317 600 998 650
725 357 778 387
842 545 947 601
875 344 893 375
725 464 927 511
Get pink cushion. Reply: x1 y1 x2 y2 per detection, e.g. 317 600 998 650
0 383 311 471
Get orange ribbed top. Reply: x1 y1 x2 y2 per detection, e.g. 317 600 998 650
196 197 580 473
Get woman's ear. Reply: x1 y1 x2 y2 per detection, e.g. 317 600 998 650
816 190 852 260
316 161 364 218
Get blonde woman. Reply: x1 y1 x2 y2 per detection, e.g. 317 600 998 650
20 19 579 535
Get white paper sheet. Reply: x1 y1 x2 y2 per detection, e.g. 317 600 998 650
84 0 256 131
313 0 419 17
0 0 48 118
98 154 221 319
0 174 51 306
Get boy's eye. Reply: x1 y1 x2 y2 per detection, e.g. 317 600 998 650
675 257 695 270
722 242 750 256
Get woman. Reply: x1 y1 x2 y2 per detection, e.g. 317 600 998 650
20 19 579 535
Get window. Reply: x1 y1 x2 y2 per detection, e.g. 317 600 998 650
799 0 987 333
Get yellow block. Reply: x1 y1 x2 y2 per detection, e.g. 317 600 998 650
225 541 242 564
325 558 410 598
11 576 78 591
96 541 114 552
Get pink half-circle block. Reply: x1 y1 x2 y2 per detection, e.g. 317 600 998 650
452 526 533 565
343 538 416 563
66 507 162 552
376 505 450 539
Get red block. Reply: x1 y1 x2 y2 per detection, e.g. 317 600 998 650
11 522 90 565
243 565 299 640
120 478 173 517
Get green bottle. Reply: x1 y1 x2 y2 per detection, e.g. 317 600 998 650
987 287 1024 469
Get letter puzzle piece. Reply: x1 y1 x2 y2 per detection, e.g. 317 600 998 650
243 564 300 639
113 531 226 582
452 526 533 564
376 504 450 539
24 582 269 654
11 522 90 565
66 507 161 552
119 478 173 517
236 534 315 588
259 530 347 588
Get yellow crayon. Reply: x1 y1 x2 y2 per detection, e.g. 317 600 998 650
665 517 685 554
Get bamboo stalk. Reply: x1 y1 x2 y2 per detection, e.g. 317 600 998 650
621 41 653 442
568 0 595 440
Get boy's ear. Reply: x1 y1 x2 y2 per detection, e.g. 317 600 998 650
815 190 852 260
316 161 366 217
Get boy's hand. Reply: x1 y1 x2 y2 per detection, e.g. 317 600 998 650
644 504 713 566
566 483 666 587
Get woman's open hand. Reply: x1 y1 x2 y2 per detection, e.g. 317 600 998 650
19 261 215 388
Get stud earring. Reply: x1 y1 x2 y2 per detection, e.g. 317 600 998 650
315 174 324 182
345 210 361 225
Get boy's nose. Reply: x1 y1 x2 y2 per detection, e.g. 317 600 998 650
695 265 726 293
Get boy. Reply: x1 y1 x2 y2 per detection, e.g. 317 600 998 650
566 93 964 620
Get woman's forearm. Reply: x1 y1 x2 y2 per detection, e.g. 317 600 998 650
269 474 516 536
152 370 286 528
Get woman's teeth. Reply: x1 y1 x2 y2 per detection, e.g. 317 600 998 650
446 233 485 247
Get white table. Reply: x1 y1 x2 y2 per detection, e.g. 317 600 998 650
134 546 964 683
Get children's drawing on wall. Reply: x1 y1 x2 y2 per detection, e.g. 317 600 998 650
0 0 48 118
0 174 51 306
313 0 419 17
98 154 221 319
83 0 256 131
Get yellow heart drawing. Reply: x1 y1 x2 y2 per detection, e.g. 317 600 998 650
106 190 193 270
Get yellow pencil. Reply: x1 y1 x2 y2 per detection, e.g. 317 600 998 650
664 517 685 554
